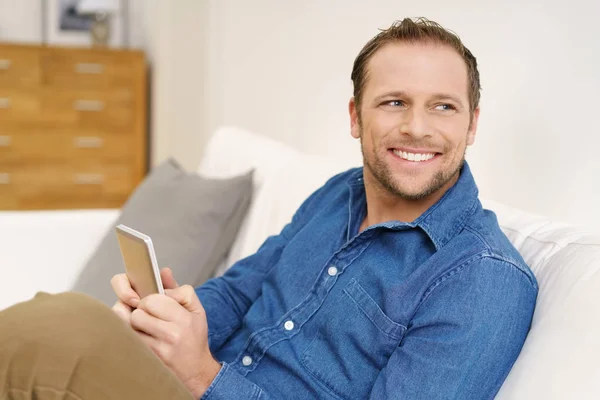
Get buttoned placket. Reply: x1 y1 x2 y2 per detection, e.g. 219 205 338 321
232 231 376 376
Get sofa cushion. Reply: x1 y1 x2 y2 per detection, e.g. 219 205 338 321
72 159 253 306
483 199 600 399
0 209 119 310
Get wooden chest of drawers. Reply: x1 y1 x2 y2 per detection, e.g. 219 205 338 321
0 43 147 210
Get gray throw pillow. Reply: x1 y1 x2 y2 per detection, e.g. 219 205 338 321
72 158 253 306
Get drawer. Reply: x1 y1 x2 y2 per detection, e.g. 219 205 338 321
0 88 41 124
0 130 135 164
40 88 135 130
0 180 16 208
42 49 142 90
0 163 135 209
0 45 41 88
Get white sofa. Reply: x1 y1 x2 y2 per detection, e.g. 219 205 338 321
1 126 599 399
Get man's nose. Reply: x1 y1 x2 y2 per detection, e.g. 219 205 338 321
399 107 429 139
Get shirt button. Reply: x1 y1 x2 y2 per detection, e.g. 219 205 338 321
242 356 253 366
328 266 338 276
284 320 295 331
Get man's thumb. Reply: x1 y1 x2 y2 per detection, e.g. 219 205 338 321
160 267 179 290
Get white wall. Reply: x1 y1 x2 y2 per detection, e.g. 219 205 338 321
0 0 42 42
140 0 209 170
206 0 600 229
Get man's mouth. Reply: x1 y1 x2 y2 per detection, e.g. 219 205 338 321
390 149 439 162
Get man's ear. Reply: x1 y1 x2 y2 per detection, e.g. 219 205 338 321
467 107 480 146
349 97 361 139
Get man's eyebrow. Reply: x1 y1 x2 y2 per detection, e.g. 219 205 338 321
373 91 408 103
430 93 465 107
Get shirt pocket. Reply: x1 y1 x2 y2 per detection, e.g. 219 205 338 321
301 278 406 400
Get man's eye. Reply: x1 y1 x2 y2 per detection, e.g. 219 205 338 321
385 100 405 107
435 104 456 111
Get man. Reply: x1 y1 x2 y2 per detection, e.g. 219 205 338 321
0 17 537 399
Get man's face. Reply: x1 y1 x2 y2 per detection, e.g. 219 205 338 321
350 42 480 201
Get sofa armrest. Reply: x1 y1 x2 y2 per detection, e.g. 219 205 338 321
0 209 119 310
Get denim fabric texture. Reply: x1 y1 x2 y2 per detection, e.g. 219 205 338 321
195 162 538 400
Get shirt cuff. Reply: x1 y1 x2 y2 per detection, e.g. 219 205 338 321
200 362 263 400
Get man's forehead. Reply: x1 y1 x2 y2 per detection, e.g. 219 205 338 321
364 42 469 99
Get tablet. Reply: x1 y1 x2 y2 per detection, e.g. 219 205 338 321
115 224 164 299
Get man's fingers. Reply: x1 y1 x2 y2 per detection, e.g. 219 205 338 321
112 300 133 324
138 293 183 322
110 273 140 308
160 267 180 290
165 285 204 314
130 308 174 342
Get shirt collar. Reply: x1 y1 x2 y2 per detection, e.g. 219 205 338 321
346 162 479 250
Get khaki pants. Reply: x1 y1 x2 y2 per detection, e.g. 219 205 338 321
0 292 194 400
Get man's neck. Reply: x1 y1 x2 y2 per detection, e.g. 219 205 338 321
359 170 459 233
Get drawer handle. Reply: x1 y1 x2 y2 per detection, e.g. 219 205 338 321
74 136 104 148
0 173 10 185
73 100 104 112
0 135 11 147
73 173 104 185
0 59 11 70
0 98 10 109
75 63 105 74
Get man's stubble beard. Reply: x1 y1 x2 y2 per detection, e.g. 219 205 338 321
359 127 466 201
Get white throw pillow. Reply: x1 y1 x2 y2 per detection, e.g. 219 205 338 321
198 125 299 190
483 199 600 399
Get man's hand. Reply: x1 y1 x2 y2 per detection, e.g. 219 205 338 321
110 267 179 324
130 285 221 398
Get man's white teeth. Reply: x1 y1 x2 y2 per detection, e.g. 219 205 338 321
393 150 435 162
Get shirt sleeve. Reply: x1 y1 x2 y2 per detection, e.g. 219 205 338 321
194 181 328 352
368 256 538 399
200 362 273 400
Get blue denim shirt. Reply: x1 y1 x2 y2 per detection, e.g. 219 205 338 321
195 162 538 399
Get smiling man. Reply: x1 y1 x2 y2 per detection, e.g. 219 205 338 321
0 18 537 400
351 28 482 225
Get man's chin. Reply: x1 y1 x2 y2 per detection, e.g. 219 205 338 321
389 170 461 201
387 174 451 201
375 177 432 201
390 187 435 201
